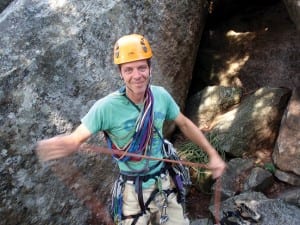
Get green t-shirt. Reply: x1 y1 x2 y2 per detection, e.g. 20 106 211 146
81 85 180 186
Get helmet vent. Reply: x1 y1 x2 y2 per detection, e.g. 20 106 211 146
114 44 119 58
140 38 148 53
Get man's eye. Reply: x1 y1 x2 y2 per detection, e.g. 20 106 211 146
138 66 147 72
124 68 133 74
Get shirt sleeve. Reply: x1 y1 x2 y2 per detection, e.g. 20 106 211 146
81 98 109 134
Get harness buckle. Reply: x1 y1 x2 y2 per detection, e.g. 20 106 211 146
126 180 134 184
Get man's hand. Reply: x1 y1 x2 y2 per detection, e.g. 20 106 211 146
174 113 227 178
35 135 79 162
35 124 92 162
207 154 227 179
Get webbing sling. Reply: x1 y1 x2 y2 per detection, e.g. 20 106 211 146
104 86 154 162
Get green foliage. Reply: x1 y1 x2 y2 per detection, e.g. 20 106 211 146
264 162 276 174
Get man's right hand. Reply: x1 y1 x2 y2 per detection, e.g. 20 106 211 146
35 135 79 161
35 124 92 162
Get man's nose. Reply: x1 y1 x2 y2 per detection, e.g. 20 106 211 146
132 68 143 78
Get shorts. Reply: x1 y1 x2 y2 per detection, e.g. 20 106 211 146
121 173 190 225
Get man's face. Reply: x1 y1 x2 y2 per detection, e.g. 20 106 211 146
120 59 151 97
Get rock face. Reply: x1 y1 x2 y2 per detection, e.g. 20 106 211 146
0 0 207 224
273 88 300 176
0 0 206 148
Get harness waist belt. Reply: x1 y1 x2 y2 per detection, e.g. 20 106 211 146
120 165 167 183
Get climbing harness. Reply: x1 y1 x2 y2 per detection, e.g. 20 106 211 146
108 140 192 225
110 164 177 225
83 144 222 225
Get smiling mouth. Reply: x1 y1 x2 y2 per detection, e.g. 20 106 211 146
134 82 145 86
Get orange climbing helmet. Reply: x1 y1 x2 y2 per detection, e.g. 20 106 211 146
113 34 153 65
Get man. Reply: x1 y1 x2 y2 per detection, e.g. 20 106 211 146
36 34 226 225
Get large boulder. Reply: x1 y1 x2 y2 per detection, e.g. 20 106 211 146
210 87 291 157
185 86 242 129
0 0 207 224
273 88 300 176
0 0 207 148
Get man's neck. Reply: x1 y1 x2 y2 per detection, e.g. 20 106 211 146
126 91 144 104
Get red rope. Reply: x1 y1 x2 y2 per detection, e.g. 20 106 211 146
82 144 209 169
214 178 222 224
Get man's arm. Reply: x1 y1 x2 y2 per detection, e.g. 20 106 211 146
36 124 92 162
174 112 226 178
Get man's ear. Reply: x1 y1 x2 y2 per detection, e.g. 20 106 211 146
119 73 124 80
